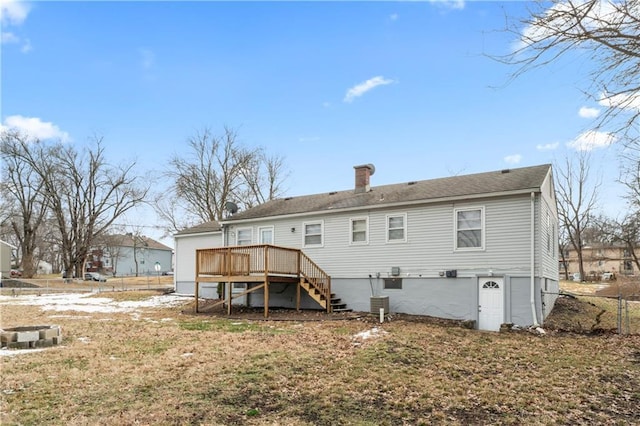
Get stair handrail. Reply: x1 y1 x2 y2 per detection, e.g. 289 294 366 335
298 251 331 307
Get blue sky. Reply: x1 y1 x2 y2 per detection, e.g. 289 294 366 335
1 0 626 245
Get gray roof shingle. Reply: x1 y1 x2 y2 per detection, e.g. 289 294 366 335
174 221 222 236
224 164 552 222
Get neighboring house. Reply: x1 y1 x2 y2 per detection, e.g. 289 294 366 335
174 221 222 292
37 260 53 275
1 240 16 279
177 163 559 331
562 243 637 280
94 234 173 276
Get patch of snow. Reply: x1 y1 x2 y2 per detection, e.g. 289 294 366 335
181 352 194 358
77 337 91 344
0 293 189 314
0 348 46 357
47 315 92 319
353 327 388 340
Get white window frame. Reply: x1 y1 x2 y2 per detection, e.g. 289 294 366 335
258 226 274 245
349 217 369 245
303 221 324 248
454 206 485 251
386 213 407 243
236 227 253 246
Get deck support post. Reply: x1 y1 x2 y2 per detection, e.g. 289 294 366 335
195 281 199 313
264 247 270 318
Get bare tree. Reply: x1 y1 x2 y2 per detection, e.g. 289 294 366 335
159 126 287 232
498 0 640 143
239 152 289 209
558 224 571 280
0 131 49 277
3 135 148 278
595 212 640 272
556 152 601 280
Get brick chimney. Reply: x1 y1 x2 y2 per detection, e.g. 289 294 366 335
354 164 375 193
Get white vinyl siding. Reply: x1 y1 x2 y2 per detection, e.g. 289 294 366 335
303 221 323 247
258 226 274 244
454 207 484 250
236 228 252 246
350 217 368 245
220 195 534 278
386 214 407 243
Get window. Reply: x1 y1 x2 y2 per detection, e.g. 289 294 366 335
236 228 252 246
624 260 633 272
386 214 407 243
303 221 323 247
258 227 274 244
455 207 484 250
546 212 551 254
350 217 368 244
384 278 402 289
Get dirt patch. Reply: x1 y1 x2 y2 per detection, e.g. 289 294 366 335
544 295 616 334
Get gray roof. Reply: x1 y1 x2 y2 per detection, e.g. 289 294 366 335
174 221 222 236
224 164 552 222
102 234 172 251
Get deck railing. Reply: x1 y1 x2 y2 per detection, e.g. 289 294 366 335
196 244 331 308
197 245 301 277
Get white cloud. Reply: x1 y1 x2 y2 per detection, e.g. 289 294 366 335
1 1 32 53
536 142 560 151
504 154 522 165
429 0 465 10
0 115 70 141
515 0 619 53
344 76 395 103
390 13 398 21
139 48 155 70
566 130 615 151
1 0 31 26
322 101 331 108
599 91 640 112
1 31 19 44
578 106 600 118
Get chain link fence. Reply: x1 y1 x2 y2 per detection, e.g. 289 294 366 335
545 278 640 335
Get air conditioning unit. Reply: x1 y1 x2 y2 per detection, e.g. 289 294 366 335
370 296 389 314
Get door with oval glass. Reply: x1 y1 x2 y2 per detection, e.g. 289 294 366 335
478 277 504 331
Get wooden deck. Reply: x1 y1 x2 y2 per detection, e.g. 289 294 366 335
194 244 332 317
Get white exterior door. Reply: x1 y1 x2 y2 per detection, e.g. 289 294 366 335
478 277 504 331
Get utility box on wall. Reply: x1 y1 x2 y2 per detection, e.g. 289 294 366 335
370 296 390 314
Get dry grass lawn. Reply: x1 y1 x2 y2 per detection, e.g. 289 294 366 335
1 283 639 425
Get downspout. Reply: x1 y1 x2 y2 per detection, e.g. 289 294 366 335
530 192 539 326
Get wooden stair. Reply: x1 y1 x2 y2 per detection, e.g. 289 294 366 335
299 279 351 313
330 294 352 313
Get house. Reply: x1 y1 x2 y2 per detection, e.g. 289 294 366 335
562 243 636 280
92 234 173 277
0 240 16 280
177 164 559 331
